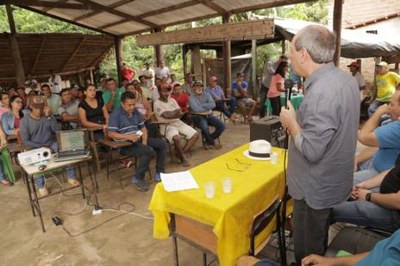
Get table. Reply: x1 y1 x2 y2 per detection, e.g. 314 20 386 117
20 155 99 232
148 144 287 266
265 93 304 115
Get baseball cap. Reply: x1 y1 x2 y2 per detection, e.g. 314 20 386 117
210 76 218 82
376 61 388 67
31 79 38 84
347 62 359 68
25 88 32 95
30 95 45 108
192 81 203 87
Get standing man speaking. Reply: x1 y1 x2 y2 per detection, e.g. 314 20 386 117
280 25 360 264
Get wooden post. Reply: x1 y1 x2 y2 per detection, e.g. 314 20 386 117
333 0 343 66
154 28 163 67
281 40 286 55
89 68 94 84
251 39 257 99
6 4 25 87
114 36 123 85
222 14 231 92
192 45 201 81
182 44 188 78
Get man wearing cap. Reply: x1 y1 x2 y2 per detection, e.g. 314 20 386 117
154 84 199 167
231 73 256 123
19 96 78 197
189 81 225 149
280 25 359 263
368 61 400 117
206 76 237 123
347 61 366 100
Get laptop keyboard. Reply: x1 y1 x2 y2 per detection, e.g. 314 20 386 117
58 150 87 157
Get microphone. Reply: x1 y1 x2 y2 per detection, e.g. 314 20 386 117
284 79 294 109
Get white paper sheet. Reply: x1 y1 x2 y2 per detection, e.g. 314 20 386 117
160 171 199 192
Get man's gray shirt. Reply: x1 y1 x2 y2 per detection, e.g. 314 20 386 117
288 62 360 209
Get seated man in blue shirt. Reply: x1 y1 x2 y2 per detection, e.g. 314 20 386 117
19 96 78 197
353 90 400 186
232 73 256 123
189 81 225 149
206 76 237 123
107 91 166 192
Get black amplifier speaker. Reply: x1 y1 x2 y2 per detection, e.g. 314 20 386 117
250 116 286 148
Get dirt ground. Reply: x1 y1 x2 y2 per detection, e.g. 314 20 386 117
0 119 252 266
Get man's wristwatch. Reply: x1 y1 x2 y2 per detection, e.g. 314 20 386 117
365 192 372 202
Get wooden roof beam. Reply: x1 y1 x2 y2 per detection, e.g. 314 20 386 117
137 0 198 19
31 36 46 74
42 0 68 12
74 0 134 22
3 0 88 9
61 37 86 72
227 0 312 14
197 0 227 16
74 0 158 28
15 5 117 36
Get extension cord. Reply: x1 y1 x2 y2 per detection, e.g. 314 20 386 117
92 208 103 216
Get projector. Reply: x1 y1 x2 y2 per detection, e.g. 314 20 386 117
17 147 52 165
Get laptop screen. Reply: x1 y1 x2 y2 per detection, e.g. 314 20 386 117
57 130 87 152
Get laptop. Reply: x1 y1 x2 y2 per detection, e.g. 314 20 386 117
54 129 90 162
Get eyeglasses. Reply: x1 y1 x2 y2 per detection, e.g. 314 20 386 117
226 158 251 172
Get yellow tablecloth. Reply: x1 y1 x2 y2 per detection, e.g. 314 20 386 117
148 144 287 266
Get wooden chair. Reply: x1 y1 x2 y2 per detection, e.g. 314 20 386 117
249 196 282 256
85 126 107 171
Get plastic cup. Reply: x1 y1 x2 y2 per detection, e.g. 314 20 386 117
271 152 278 164
222 178 232 194
204 182 215 198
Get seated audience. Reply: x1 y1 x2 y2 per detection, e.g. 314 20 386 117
0 125 11 186
206 76 237 123
332 154 400 232
41 84 61 116
189 81 225 149
171 83 192 124
107 92 166 191
103 78 124 112
19 96 78 196
58 88 79 129
267 61 288 115
154 84 199 167
354 90 400 185
232 73 256 123
2 95 27 137
78 84 109 140
0 92 10 119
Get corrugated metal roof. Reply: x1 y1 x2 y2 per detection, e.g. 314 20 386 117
7 0 314 36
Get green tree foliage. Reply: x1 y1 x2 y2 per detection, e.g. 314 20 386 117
1 1 328 84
